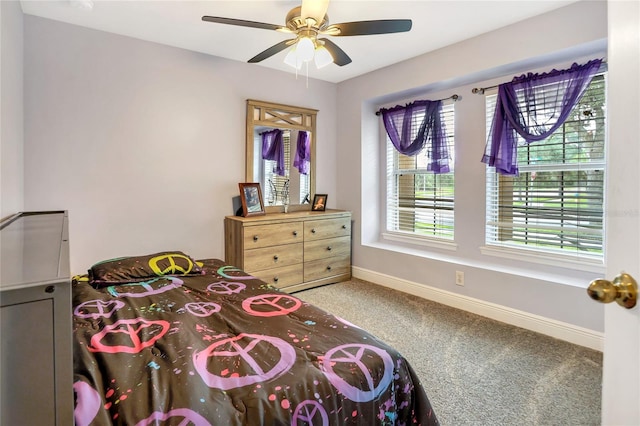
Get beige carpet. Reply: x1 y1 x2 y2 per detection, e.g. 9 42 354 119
296 279 602 426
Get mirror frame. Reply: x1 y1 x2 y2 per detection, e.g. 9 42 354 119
246 99 317 211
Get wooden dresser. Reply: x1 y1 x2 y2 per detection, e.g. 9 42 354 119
224 209 351 292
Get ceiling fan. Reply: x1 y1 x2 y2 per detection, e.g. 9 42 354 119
202 0 412 69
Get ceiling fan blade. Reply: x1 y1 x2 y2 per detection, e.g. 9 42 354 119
202 16 286 32
301 0 330 25
324 19 412 36
248 39 295 63
319 38 352 66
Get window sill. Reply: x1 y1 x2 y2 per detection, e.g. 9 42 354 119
381 232 458 251
480 245 605 274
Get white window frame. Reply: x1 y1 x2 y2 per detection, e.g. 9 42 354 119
482 72 607 269
382 101 456 249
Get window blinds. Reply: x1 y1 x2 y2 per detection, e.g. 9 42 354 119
386 103 456 239
485 74 606 257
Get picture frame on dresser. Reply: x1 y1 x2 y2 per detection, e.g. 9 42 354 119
239 182 265 217
312 194 327 211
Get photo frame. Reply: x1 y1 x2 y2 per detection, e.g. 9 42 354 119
239 183 266 217
312 194 327 211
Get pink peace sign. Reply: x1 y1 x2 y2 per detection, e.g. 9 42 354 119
321 344 394 402
242 294 302 317
135 408 211 426
291 400 329 426
193 333 296 390
185 302 221 317
74 299 124 319
207 281 246 295
88 318 170 354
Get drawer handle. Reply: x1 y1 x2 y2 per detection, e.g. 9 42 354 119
327 246 332 251
342 224 347 229
311 228 316 234
274 277 279 283
274 255 279 261
326 266 332 271
45 285 55 293
293 230 298 237
253 235 259 242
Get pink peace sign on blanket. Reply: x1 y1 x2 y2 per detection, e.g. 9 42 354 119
74 299 124 319
185 302 221 317
193 333 296 390
292 400 329 426
135 408 211 426
88 318 170 354
241 294 302 317
321 343 394 402
206 281 246 295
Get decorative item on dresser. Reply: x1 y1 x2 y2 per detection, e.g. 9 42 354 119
225 209 351 292
0 211 73 426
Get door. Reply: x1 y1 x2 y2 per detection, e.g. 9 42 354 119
601 2 640 424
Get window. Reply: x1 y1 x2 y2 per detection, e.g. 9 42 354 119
262 130 311 205
385 103 455 240
263 130 291 206
485 73 606 259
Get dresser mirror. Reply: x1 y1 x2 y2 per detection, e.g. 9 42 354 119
246 99 317 211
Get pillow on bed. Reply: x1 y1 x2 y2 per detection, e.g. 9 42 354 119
88 251 203 286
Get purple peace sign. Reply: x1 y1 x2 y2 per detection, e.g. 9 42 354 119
291 400 329 426
73 381 101 426
321 344 394 402
74 299 124 319
185 302 221 317
242 294 302 317
135 408 211 426
207 281 246 295
193 333 296 390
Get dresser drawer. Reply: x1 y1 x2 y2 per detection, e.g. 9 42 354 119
304 217 351 242
304 257 351 282
304 236 351 262
243 223 302 249
244 243 303 271
251 264 304 289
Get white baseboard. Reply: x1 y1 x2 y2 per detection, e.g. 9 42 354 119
352 266 603 352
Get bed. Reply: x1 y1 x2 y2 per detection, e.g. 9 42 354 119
72 251 438 425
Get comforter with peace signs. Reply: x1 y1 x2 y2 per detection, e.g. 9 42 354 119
72 258 438 425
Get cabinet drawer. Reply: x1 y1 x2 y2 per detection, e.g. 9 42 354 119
251 264 304 289
243 223 302 249
244 243 303 272
304 257 351 282
304 217 351 242
304 236 351 262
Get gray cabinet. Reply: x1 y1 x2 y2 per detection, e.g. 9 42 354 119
0 211 73 425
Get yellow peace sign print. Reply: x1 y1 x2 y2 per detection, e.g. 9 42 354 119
148 253 195 276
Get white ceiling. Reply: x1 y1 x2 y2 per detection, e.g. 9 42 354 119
20 0 578 83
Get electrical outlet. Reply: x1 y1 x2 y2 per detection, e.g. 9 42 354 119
455 271 465 286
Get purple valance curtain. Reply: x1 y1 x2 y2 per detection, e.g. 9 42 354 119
261 129 285 176
380 99 450 173
293 131 310 175
482 59 602 175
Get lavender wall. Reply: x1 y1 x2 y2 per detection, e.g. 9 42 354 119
336 1 608 331
1 0 24 218
23 16 337 273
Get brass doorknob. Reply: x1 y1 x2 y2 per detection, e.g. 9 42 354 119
587 272 638 309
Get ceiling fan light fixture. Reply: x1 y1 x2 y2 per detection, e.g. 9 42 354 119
314 45 333 69
296 37 315 62
284 47 303 70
